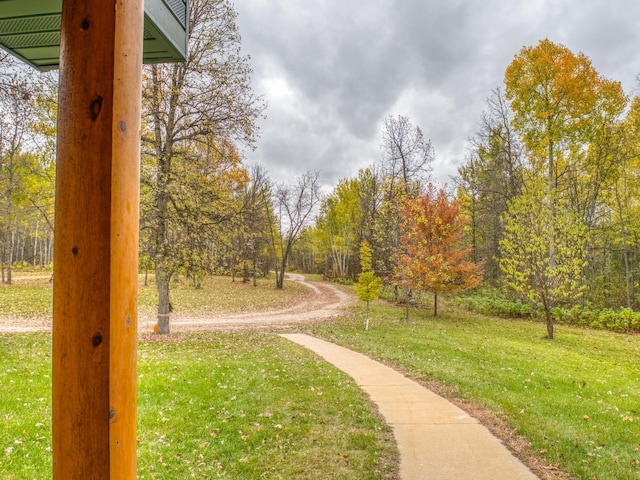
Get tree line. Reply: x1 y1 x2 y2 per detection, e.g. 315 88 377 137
0 0 322 335
0 54 56 283
3 12 639 339
290 39 640 339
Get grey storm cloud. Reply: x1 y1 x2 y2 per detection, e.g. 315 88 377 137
234 0 640 189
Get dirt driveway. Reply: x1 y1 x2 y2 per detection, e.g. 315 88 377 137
0 274 354 334
141 273 354 333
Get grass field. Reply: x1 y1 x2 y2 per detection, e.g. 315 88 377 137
2 273 640 479
0 273 310 320
309 301 640 480
0 332 398 479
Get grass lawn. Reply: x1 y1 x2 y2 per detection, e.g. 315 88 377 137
3 273 640 479
0 332 398 479
0 273 310 321
138 275 312 319
0 278 53 319
308 301 640 480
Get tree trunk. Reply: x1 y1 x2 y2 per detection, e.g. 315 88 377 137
544 306 554 340
5 153 13 284
156 264 171 334
243 263 249 283
33 221 39 267
323 249 330 280
365 300 370 331
623 249 632 309
253 256 258 286
404 288 410 322
276 262 285 289
547 136 556 290
6 230 12 284
434 290 438 316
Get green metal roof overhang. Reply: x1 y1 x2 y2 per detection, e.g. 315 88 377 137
0 0 188 71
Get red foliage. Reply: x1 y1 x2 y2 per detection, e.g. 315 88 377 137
395 184 484 296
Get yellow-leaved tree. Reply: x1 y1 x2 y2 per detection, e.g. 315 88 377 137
499 177 588 339
503 39 625 338
355 241 381 330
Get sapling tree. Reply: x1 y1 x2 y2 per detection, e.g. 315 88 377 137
355 241 381 330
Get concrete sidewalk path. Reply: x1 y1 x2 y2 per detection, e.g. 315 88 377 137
281 333 538 480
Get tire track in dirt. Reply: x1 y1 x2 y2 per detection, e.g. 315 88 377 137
142 273 354 332
0 274 354 334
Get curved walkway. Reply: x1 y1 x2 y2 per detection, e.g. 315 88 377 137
281 333 539 480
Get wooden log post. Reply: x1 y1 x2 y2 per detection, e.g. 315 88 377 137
52 0 143 478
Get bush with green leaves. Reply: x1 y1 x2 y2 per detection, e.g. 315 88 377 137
455 292 640 333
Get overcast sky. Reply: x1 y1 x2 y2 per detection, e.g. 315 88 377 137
234 0 640 191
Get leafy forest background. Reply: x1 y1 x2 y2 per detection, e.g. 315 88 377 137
1 0 640 338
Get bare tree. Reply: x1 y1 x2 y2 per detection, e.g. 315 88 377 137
380 114 434 195
269 171 321 289
373 115 434 285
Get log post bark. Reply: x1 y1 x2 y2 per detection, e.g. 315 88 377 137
52 1 143 478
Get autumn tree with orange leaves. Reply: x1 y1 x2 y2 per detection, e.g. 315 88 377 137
395 184 484 316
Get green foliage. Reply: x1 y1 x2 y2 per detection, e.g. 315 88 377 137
458 39 640 317
500 180 588 306
315 178 363 279
499 176 588 339
356 241 382 330
355 271 381 303
453 294 536 318
583 307 640 333
455 291 640 334
355 242 381 303
553 306 640 333
359 240 373 272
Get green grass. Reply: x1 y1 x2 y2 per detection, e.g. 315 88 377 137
0 334 51 479
0 274 310 321
4 273 640 479
308 301 640 480
139 275 311 316
0 281 53 319
0 332 398 479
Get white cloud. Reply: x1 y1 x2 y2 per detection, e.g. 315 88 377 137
235 0 640 191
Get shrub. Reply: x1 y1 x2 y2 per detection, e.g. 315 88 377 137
590 307 640 333
453 294 535 318
455 291 640 333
